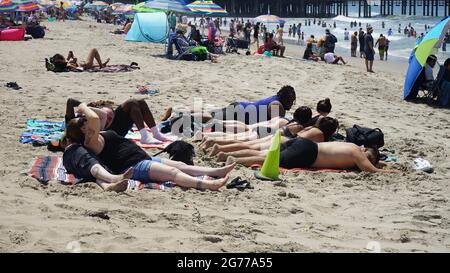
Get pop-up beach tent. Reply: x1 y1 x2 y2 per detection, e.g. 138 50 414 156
125 12 169 43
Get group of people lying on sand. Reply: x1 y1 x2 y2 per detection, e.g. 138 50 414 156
60 85 398 193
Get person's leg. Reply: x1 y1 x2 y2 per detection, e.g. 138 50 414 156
369 60 374 72
225 155 265 167
208 142 253 156
148 162 229 190
280 45 286 57
159 158 235 177
83 48 109 69
122 99 169 142
217 149 265 162
90 164 133 192
365 58 369 72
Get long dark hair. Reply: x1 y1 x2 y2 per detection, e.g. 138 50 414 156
61 117 86 148
316 117 338 142
292 106 312 126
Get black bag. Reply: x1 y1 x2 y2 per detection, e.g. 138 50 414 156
345 125 384 148
154 140 195 165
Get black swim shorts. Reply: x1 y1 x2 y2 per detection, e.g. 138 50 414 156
279 138 318 169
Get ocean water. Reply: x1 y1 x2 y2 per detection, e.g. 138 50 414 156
242 4 450 63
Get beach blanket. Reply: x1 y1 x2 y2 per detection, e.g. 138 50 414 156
28 156 176 190
84 64 140 73
250 164 351 173
125 127 177 149
29 156 81 184
20 119 65 144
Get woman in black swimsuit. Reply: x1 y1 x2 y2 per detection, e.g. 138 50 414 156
63 103 236 191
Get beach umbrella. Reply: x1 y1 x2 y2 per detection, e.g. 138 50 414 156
403 16 450 99
186 0 227 15
254 14 285 24
132 2 159 13
143 0 193 14
112 4 133 14
0 0 17 12
17 1 40 11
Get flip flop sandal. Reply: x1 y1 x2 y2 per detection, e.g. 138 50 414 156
6 82 22 90
226 177 253 190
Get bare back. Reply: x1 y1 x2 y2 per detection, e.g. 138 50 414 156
313 142 359 169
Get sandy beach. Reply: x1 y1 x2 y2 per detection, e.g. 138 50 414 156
0 18 449 253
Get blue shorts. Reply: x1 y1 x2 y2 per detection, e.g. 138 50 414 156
131 157 163 182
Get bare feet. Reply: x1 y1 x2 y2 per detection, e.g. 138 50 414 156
217 151 228 162
101 58 110 68
226 156 236 165
200 175 229 190
200 138 214 151
210 162 236 177
208 144 220 157
104 179 129 193
160 107 172 121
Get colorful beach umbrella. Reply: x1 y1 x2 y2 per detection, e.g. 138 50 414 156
17 1 40 11
403 16 450 99
143 0 193 14
132 2 159 13
0 0 17 12
113 4 133 14
186 0 227 15
254 14 285 24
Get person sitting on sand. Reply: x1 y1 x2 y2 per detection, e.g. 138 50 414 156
303 43 319 61
195 106 312 146
323 52 346 65
207 117 339 159
265 33 286 57
63 103 235 191
65 98 171 143
113 19 132 34
175 29 219 62
224 137 399 173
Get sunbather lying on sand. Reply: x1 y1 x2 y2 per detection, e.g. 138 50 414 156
225 138 399 173
207 117 339 159
63 143 132 193
65 98 170 143
162 85 297 126
62 103 236 191
46 48 110 72
195 106 312 146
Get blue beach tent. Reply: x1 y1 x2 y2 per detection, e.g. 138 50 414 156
125 12 169 43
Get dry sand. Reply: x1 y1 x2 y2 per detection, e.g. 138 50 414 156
0 19 449 253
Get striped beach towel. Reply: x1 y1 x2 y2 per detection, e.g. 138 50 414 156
28 156 176 190
29 156 81 184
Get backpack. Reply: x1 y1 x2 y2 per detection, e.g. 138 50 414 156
154 140 195 165
345 125 384 148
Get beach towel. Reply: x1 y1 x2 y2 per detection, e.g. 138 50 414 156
250 164 351 173
20 119 65 144
28 156 176 190
29 156 81 184
84 64 140 73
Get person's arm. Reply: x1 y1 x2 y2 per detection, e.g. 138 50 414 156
375 39 379 47
74 103 101 149
353 150 400 173
65 98 81 123
268 101 286 119
88 107 108 130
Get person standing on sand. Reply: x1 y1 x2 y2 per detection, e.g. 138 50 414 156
351 31 358 57
375 34 387 61
364 26 375 73
344 28 349 40
358 28 365 58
